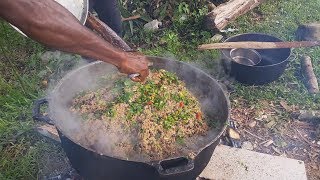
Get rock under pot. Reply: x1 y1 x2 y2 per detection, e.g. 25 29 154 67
221 33 292 85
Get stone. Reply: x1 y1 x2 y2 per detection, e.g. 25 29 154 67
144 20 162 31
41 80 48 88
242 141 254 150
200 145 307 180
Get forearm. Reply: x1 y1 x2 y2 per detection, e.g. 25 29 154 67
0 0 125 67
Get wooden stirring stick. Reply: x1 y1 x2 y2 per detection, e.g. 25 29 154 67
198 41 320 50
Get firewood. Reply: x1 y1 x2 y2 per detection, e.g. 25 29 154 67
198 41 320 50
122 15 141 22
298 110 320 121
300 56 319 94
205 0 266 30
85 12 132 51
296 23 320 41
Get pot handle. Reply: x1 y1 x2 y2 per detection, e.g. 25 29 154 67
32 98 54 125
156 157 194 177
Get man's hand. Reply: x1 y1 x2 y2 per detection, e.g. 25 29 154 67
118 52 150 82
0 0 150 82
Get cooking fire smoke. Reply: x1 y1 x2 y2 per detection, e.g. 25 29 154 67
42 50 229 161
43 50 136 159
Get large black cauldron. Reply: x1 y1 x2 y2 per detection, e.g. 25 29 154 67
33 57 229 180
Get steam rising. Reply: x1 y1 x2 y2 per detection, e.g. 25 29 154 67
43 51 229 161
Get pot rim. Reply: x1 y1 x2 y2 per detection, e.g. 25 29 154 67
222 33 292 68
50 57 230 165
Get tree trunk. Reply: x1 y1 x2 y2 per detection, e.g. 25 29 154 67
296 23 320 41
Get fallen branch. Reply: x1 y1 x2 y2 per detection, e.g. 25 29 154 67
300 56 319 94
122 15 141 22
85 12 132 51
205 0 266 30
243 129 265 141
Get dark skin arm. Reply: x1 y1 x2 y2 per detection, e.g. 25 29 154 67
0 0 149 81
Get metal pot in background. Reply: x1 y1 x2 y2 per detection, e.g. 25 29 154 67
230 48 262 66
221 33 292 85
33 57 230 180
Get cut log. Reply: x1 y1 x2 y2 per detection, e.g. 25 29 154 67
298 110 320 121
85 12 132 51
300 56 319 94
205 0 266 30
296 23 320 41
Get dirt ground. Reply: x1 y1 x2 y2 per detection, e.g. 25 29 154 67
230 98 320 180
38 98 320 180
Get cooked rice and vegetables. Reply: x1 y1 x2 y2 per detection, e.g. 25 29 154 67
70 69 210 160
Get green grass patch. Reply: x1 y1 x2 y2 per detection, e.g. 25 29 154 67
124 0 320 109
226 0 320 109
0 21 63 180
1 0 320 179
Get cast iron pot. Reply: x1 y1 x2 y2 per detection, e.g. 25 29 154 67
33 57 230 180
221 33 292 85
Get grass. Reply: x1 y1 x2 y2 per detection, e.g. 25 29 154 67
0 21 66 179
227 0 320 109
1 0 320 179
124 0 320 110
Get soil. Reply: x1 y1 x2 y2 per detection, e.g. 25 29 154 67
230 98 320 180
37 147 72 180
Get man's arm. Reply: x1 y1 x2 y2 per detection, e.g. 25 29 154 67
0 0 148 81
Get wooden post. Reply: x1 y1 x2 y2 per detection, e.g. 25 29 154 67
300 56 319 94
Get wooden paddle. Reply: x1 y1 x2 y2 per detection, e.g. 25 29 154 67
198 41 320 50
